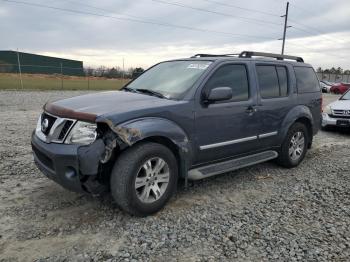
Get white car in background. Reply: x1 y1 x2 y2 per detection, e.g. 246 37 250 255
322 90 350 129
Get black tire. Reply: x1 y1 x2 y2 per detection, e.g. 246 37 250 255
110 142 178 216
276 122 309 168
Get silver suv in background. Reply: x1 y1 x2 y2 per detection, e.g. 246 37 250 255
322 90 350 129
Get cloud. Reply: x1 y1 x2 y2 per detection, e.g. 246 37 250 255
0 0 349 68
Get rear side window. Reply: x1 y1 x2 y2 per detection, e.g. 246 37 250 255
256 65 289 98
205 64 249 102
294 67 319 93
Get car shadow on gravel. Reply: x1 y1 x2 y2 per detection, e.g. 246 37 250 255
322 126 350 135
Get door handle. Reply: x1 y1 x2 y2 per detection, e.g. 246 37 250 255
246 106 256 114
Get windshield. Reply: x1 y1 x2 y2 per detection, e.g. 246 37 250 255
341 90 350 100
126 60 212 99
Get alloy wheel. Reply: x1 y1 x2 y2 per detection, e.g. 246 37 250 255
134 157 170 204
288 131 305 161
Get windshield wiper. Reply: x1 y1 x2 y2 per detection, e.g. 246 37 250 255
121 87 138 93
135 88 168 99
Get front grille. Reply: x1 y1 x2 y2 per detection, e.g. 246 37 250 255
331 109 350 119
36 112 76 143
330 114 350 119
32 145 54 170
58 120 73 140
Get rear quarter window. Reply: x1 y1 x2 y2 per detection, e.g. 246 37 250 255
294 67 319 93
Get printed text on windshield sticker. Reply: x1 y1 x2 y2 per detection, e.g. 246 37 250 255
187 64 210 70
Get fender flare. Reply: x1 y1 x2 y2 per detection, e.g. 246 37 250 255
97 117 192 178
279 105 314 143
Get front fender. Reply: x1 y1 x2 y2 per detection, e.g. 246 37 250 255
279 105 313 143
97 117 192 177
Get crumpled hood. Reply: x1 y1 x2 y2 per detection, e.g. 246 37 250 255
44 91 185 123
329 99 350 110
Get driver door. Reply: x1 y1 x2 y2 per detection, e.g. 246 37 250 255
194 62 260 165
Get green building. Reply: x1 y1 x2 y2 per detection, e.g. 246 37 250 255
0 50 84 76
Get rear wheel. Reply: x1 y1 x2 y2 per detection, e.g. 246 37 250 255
110 142 178 216
276 122 308 168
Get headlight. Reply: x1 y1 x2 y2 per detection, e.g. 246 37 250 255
323 105 332 115
65 121 97 145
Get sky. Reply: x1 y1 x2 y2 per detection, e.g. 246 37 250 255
0 0 349 70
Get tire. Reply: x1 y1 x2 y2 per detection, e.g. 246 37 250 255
110 142 178 216
276 122 309 168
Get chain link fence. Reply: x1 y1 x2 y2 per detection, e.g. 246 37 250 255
0 63 130 90
317 72 350 83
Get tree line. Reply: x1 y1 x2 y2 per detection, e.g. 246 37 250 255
84 66 145 79
316 67 350 75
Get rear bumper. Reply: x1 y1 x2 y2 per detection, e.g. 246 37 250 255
31 131 85 193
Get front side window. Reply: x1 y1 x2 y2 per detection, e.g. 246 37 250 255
126 60 212 99
204 64 249 102
294 67 319 93
256 65 289 98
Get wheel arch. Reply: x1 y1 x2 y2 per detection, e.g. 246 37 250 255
280 105 314 148
138 136 185 177
97 117 192 179
294 117 313 148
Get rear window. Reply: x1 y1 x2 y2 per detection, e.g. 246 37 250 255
294 67 319 93
256 65 289 98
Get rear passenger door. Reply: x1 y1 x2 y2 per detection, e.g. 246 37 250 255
254 63 294 148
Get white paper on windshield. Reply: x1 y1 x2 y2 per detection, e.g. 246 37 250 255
187 63 210 70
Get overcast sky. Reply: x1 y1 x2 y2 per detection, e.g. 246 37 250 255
0 0 349 69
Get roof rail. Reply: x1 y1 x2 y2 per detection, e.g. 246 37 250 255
239 51 304 62
191 53 239 58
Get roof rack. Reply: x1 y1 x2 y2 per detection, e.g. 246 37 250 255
191 53 239 58
239 51 304 62
191 51 304 62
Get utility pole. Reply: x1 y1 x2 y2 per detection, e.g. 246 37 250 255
281 2 290 55
122 58 125 82
16 48 23 89
60 62 63 90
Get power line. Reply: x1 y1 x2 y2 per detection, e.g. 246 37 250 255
55 0 177 25
289 2 335 25
1 0 275 41
269 0 347 43
201 0 280 17
286 41 347 61
289 19 347 44
3 0 346 62
150 0 283 27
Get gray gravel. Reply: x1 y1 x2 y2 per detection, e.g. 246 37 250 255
0 91 349 261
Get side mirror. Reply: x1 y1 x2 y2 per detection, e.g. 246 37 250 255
206 87 233 102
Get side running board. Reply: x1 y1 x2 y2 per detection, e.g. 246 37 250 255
188 150 278 180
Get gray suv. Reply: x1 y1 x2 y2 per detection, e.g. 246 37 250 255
31 51 322 216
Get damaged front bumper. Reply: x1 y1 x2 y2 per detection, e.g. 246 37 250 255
31 131 106 193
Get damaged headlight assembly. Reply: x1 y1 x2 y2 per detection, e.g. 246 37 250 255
65 121 97 145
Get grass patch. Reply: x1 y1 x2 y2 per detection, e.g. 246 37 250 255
0 73 129 90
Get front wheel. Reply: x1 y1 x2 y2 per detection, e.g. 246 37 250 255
110 142 178 216
276 122 308 168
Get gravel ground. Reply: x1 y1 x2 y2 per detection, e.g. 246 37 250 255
0 91 349 261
